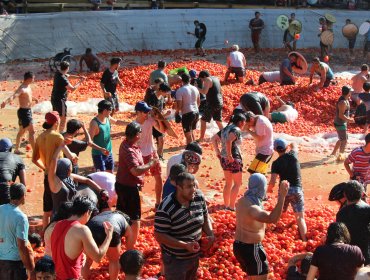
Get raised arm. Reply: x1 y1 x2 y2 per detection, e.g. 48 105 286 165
198 78 211 95
249 181 289 224
70 174 103 193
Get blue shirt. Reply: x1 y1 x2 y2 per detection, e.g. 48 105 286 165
0 204 29 261
162 178 176 199
280 58 293 83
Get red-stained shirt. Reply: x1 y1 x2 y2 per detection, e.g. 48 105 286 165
347 147 370 184
116 139 144 187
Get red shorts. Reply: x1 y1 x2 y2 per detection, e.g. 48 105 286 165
143 152 162 176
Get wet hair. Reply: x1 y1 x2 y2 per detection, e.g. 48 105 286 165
157 60 166 68
344 180 364 202
60 61 70 71
346 19 351 23
312 57 320 63
10 183 26 200
50 201 73 224
194 20 199 25
29 233 42 248
185 141 203 155
120 249 145 275
325 222 351 245
85 48 92 54
169 164 187 181
66 119 82 134
125 122 142 140
255 11 260 16
199 70 210 78
35 256 55 275
365 133 370 144
158 83 171 92
301 255 312 275
24 71 34 81
244 111 256 122
361 64 369 72
364 82 370 92
181 73 190 84
286 101 295 109
110 57 122 65
70 196 96 217
229 112 246 126
175 172 195 186
97 99 112 113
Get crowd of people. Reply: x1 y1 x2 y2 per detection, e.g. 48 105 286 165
0 30 370 280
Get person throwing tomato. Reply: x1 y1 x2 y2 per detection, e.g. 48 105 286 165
234 173 289 279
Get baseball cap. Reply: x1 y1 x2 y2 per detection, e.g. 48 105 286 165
342 85 353 95
0 138 13 152
44 111 60 126
274 138 288 151
135 101 152 113
189 70 197 78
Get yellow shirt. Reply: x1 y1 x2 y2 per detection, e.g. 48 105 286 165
33 129 64 173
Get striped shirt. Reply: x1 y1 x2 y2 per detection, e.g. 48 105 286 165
154 190 208 259
348 147 370 184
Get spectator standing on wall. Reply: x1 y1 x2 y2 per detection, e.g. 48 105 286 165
249 11 264 53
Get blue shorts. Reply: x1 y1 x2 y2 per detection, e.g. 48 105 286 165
283 187 304 213
92 153 114 172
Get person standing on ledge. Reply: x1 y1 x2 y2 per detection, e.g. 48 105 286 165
249 11 264 53
188 20 207 57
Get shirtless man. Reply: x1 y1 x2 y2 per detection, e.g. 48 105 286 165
51 196 114 279
351 64 369 103
233 173 289 279
79 48 101 73
1 72 38 154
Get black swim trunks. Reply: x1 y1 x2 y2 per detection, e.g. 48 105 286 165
17 108 32 128
51 98 67 117
233 241 269 276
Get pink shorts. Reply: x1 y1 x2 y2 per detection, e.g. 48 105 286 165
143 152 162 176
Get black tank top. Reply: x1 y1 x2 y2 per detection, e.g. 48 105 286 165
206 77 223 107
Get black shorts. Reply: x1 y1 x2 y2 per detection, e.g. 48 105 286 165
348 38 356 49
0 260 27 280
115 183 141 221
229 67 246 78
17 108 33 128
105 94 119 111
195 37 205 49
0 183 10 205
233 241 269 276
89 224 122 247
51 98 67 117
247 153 272 175
258 75 267 85
202 105 222 123
153 127 164 140
43 174 53 212
182 111 199 133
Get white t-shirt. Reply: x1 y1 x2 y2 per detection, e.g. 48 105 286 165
176 84 199 115
254 115 273 155
166 153 183 177
136 117 156 157
282 106 298 123
262 71 281 83
87 172 117 206
229 51 245 68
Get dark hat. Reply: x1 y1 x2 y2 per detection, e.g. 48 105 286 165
135 101 152 113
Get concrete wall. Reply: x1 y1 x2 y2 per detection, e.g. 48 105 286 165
0 9 369 63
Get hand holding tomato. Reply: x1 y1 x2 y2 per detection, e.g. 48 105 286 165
279 180 289 197
200 235 215 252
184 241 200 253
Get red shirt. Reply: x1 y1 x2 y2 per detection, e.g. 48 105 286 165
116 139 144 186
51 220 83 280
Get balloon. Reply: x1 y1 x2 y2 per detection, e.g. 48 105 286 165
294 34 300 40
324 55 330 62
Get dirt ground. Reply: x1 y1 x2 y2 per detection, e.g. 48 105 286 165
0 47 367 224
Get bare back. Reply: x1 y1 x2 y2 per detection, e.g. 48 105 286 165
64 223 86 259
352 73 368 93
235 196 266 244
16 84 33 108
